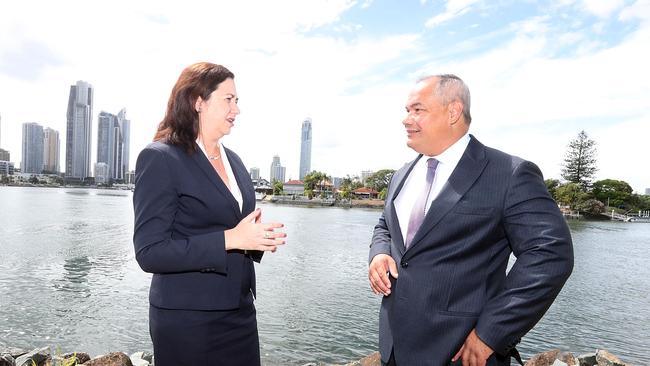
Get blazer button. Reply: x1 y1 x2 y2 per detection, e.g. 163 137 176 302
400 260 408 268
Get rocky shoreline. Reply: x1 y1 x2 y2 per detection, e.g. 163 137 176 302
0 347 634 366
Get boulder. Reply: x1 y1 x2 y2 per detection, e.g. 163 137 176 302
524 350 578 366
0 348 28 359
128 352 150 366
558 352 578 366
61 352 91 365
578 352 598 366
339 352 381 366
14 347 50 366
595 350 627 366
84 352 133 366
525 350 561 366
0 354 15 366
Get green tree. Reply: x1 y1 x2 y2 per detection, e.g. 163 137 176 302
576 198 605 215
365 169 395 192
561 130 598 190
303 171 329 199
636 194 650 211
545 178 561 200
555 182 589 209
591 179 633 209
272 180 283 195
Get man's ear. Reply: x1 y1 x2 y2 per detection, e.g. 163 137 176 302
448 101 463 124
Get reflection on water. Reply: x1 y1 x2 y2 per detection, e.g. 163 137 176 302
0 187 649 365
54 256 92 296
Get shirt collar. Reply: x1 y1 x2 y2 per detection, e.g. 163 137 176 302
427 133 470 166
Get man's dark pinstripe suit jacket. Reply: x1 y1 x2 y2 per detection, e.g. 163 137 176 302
369 135 574 366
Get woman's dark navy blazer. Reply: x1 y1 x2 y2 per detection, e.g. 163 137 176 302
133 141 262 311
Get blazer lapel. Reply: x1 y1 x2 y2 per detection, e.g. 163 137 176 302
389 155 423 255
190 144 241 219
225 147 254 218
407 136 488 251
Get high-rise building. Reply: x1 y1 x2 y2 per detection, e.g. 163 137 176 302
22 122 44 174
94 162 109 185
66 81 93 180
97 109 129 182
118 109 131 177
0 149 9 162
250 167 260 180
299 117 312 180
645 188 650 195
0 161 14 176
97 111 118 181
0 112 3 148
43 128 60 173
270 155 286 183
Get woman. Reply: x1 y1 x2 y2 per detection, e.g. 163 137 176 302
133 62 286 366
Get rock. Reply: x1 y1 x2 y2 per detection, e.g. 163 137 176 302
525 350 561 366
14 347 50 366
558 352 578 366
128 352 150 366
61 352 91 365
578 352 597 366
141 353 152 364
551 360 568 366
0 354 15 366
1 348 28 359
595 350 626 366
340 352 381 366
84 352 133 366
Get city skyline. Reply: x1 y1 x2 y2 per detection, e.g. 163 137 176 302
1 1 649 192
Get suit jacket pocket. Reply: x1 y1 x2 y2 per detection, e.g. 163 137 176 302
436 309 480 317
451 205 494 216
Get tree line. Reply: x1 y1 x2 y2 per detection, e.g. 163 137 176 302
546 130 650 215
271 130 650 214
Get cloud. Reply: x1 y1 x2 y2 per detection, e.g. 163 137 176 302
0 37 63 81
580 0 625 18
425 0 481 28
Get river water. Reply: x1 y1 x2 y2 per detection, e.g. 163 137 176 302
0 187 648 365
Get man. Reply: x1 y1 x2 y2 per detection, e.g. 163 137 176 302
368 75 573 366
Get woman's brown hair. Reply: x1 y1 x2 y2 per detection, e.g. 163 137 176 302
154 62 234 152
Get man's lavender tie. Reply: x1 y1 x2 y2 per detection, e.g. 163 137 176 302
405 158 439 249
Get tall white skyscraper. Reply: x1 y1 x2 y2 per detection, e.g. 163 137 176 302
66 81 93 180
270 155 286 183
22 122 44 174
97 109 129 182
43 128 60 173
118 109 131 177
0 113 3 148
299 117 312 179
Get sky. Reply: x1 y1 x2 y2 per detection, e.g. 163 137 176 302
0 0 649 193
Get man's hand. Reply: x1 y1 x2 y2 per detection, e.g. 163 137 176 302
368 254 398 296
452 329 494 366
